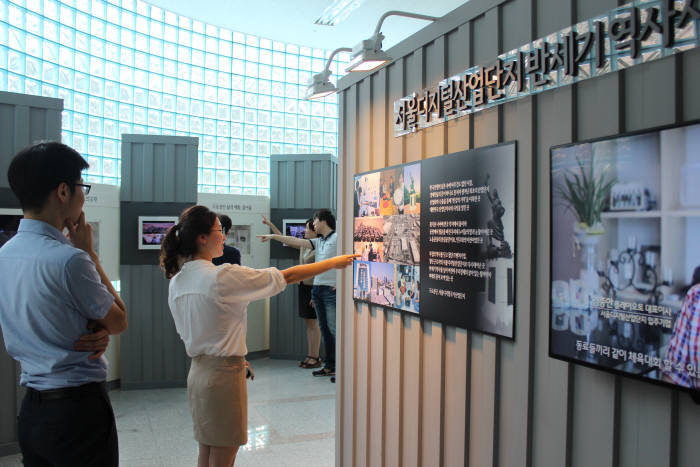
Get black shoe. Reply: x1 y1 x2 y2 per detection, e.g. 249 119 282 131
330 376 336 383
312 368 335 377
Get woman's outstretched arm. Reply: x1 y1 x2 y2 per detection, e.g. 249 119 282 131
281 254 358 284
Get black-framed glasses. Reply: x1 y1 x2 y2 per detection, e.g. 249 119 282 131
75 183 91 195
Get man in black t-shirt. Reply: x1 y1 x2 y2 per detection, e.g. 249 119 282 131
213 214 241 266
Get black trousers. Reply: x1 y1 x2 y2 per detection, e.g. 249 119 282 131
18 382 118 467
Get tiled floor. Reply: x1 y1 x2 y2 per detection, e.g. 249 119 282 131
0 358 335 467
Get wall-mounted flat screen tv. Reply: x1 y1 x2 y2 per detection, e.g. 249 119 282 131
550 120 700 395
353 142 517 339
283 219 307 240
138 216 177 250
0 209 23 249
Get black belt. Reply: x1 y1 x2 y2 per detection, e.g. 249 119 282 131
26 382 105 401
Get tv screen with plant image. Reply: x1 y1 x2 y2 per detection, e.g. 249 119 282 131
549 119 700 396
138 216 178 250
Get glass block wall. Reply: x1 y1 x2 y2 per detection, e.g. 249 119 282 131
0 0 348 195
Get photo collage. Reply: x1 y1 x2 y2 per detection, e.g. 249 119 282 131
353 163 421 314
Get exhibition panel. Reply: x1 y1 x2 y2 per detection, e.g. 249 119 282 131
550 119 700 395
353 142 516 339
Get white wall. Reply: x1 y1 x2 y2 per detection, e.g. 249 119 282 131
197 193 271 353
83 183 121 381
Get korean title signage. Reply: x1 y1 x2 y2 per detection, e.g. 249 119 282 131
394 0 700 136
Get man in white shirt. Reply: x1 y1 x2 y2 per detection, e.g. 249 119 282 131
259 209 339 380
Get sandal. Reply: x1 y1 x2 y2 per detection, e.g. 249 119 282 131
301 357 322 369
299 356 312 367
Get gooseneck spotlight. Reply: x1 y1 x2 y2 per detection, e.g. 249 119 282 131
345 10 439 73
305 47 352 100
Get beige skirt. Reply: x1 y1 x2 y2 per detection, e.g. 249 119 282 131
187 355 247 447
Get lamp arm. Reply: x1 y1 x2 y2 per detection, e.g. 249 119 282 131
373 10 439 36
324 47 353 74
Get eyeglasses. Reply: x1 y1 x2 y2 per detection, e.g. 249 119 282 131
75 183 91 195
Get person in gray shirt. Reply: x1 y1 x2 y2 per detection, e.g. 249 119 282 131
259 209 339 381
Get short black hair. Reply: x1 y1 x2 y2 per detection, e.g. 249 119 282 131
313 208 335 230
218 214 232 235
305 217 315 232
7 142 88 212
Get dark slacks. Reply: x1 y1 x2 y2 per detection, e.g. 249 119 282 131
18 382 118 467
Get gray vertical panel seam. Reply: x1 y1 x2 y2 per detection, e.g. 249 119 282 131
369 78 374 171
526 93 538 467
468 21 475 149
401 58 407 164
351 304 359 467
464 330 472 466
384 69 390 169
381 309 387 467
420 47 426 159
442 34 449 153
439 326 447 467
399 312 405 467
417 318 424 466
565 364 575 467
350 85 359 467
493 338 501 467
338 91 346 467
674 53 683 124
669 391 678 467
612 375 621 467
366 307 372 467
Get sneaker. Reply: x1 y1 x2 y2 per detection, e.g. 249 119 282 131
312 368 335 377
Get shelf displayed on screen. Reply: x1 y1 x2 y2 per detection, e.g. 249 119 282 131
549 119 700 394
138 216 178 250
353 142 517 339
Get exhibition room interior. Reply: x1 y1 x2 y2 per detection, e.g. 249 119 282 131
1 0 700 466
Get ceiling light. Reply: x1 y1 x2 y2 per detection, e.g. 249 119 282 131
346 10 439 73
314 0 368 26
305 47 352 100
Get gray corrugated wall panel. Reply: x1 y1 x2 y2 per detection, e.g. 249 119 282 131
119 265 189 389
677 42 700 467
338 0 700 465
120 135 198 203
499 3 536 465
569 3 619 467
270 154 337 210
268 259 309 359
119 135 196 389
0 91 62 190
0 91 61 456
683 48 700 120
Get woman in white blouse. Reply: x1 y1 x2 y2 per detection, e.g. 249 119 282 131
160 205 355 467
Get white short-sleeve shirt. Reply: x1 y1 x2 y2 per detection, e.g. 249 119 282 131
168 259 286 357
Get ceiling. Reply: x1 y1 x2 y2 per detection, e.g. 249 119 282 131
146 0 468 52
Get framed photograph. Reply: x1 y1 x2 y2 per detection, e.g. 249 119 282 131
282 219 308 239
138 216 178 250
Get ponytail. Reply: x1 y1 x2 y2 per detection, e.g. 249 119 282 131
159 205 217 279
160 224 181 279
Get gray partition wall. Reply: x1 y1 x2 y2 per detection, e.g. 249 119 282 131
269 153 337 359
0 91 62 456
119 134 198 389
335 0 700 466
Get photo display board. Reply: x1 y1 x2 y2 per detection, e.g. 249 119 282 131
550 120 700 394
353 142 516 339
